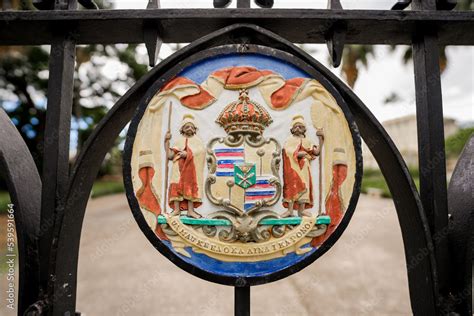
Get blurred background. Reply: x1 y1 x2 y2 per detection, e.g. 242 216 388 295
0 0 473 315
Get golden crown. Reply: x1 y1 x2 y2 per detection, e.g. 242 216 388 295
215 89 273 136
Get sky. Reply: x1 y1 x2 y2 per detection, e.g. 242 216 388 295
109 0 474 124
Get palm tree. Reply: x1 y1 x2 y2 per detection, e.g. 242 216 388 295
340 0 472 89
340 45 375 88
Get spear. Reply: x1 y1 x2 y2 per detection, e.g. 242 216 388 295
163 102 172 214
316 128 325 216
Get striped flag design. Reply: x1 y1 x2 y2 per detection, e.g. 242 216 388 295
215 147 245 177
244 176 276 211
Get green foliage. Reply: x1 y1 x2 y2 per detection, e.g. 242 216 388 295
457 0 473 10
1 41 148 179
0 191 11 214
0 46 50 169
341 45 375 88
90 180 125 198
361 168 420 199
345 0 472 91
0 179 125 214
72 44 148 155
445 127 474 158
97 147 123 178
407 166 420 179
0 1 150 182
116 44 148 81
361 169 392 198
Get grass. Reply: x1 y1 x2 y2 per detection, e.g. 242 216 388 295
90 180 125 198
0 191 11 214
361 176 392 198
361 168 420 198
0 180 125 213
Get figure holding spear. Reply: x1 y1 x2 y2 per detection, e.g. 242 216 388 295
165 113 206 219
281 115 324 218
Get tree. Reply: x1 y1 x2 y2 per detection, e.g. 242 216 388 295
0 46 49 168
445 127 474 158
0 1 148 176
340 0 473 89
340 45 375 88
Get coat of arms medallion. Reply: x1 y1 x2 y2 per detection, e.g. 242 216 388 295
124 46 362 281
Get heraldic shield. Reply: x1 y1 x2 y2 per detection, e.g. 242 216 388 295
125 42 362 281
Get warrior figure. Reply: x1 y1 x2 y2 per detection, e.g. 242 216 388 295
281 115 323 217
166 114 205 218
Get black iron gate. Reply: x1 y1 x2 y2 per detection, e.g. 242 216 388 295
0 0 473 315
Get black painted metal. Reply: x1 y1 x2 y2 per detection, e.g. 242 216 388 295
412 0 450 308
331 76 438 314
392 0 412 10
32 0 84 10
325 0 346 67
437 0 458 10
447 135 473 315
50 24 424 314
254 0 273 8
0 109 41 316
0 3 472 315
235 286 250 316
0 9 473 46
143 0 162 67
214 0 232 8
39 35 76 313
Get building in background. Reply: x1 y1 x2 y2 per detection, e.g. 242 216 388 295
363 115 459 169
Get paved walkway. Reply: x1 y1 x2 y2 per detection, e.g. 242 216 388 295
74 194 410 315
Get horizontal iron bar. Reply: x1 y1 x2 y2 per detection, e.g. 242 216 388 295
0 9 473 45
156 214 331 226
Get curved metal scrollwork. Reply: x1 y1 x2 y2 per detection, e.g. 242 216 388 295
0 109 41 315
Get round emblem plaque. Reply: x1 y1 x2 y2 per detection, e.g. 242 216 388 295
124 45 362 285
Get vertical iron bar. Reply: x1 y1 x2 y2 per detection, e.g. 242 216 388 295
40 34 76 295
412 0 449 310
235 286 250 316
40 1 78 313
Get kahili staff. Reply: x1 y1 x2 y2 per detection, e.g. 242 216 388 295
316 128 325 216
163 102 172 213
